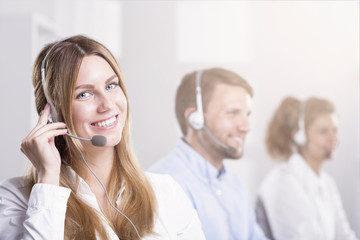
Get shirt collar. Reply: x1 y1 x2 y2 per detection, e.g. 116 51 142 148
65 166 124 206
177 139 227 182
288 153 326 194
66 166 93 196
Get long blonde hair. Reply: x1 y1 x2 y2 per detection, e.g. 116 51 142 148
266 96 335 160
28 35 156 239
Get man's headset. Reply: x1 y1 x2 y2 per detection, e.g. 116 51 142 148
294 103 306 146
188 71 205 130
187 70 237 155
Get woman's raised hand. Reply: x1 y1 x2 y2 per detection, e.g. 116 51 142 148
20 104 67 185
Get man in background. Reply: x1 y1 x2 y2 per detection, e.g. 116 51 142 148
150 68 267 240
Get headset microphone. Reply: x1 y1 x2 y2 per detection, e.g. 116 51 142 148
66 133 107 147
203 127 237 156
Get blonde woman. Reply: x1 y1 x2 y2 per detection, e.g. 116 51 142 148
256 96 358 240
0 35 205 240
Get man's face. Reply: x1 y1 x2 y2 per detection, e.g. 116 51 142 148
202 83 252 159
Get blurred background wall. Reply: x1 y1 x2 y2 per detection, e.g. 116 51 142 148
0 0 358 235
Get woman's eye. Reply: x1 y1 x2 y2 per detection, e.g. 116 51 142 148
227 110 238 116
106 82 119 90
76 92 91 99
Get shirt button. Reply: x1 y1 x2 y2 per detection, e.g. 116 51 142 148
215 189 222 196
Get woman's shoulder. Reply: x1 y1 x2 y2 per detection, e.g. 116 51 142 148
259 162 303 196
145 172 191 206
0 176 30 205
144 172 205 239
261 162 293 182
0 176 28 193
145 172 179 193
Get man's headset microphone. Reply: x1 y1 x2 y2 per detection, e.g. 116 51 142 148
187 70 237 156
41 40 141 240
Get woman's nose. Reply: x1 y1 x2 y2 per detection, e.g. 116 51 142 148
97 93 113 112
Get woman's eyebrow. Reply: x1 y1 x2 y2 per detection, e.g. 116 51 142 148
105 74 118 84
75 74 118 90
74 84 94 91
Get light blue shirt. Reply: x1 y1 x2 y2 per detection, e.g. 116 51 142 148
149 139 267 240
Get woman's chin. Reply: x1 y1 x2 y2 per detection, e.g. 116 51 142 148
105 135 122 147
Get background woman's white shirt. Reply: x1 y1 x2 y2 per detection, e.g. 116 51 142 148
258 153 358 240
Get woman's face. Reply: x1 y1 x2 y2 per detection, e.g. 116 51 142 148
306 113 339 160
71 55 127 148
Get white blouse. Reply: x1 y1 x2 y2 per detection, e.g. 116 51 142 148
0 169 205 240
258 153 358 240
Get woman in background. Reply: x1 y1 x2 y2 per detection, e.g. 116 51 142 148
0 35 205 240
256 96 358 240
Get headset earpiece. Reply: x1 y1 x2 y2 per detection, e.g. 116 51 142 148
188 71 205 130
294 105 306 146
294 128 306 146
188 111 204 130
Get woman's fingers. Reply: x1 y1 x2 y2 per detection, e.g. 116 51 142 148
32 122 67 138
28 104 67 139
21 127 68 152
20 126 67 183
27 104 52 137
20 103 68 183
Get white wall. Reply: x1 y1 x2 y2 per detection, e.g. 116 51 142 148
0 0 358 235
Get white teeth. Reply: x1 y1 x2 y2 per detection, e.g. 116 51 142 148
94 116 116 127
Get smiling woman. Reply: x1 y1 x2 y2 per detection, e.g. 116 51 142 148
0 35 205 240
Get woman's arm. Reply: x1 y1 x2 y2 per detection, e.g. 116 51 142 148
0 178 71 240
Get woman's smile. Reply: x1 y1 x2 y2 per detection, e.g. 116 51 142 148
91 115 118 129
